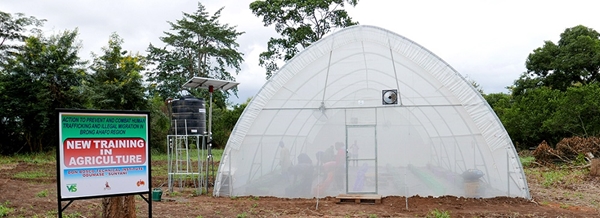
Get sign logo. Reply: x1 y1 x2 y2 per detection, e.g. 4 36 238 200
66 184 78 192
136 179 146 187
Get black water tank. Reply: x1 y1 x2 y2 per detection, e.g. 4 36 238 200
171 96 206 135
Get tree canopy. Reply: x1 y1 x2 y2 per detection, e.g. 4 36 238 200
146 2 244 108
250 0 359 79
88 33 147 111
0 10 45 66
517 25 600 95
0 30 87 153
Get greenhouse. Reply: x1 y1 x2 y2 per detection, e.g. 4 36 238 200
214 25 530 199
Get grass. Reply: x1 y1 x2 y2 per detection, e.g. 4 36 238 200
36 189 48 198
426 209 450 218
538 168 587 188
0 151 56 165
151 148 223 162
591 200 599 208
13 171 48 179
64 211 83 218
0 156 13 165
519 153 588 188
520 156 535 167
541 170 568 188
0 201 13 217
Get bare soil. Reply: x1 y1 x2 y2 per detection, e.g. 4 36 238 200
1 160 600 217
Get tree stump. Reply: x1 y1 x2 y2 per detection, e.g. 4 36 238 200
591 159 600 177
102 196 136 218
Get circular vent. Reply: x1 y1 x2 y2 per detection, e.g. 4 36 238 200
382 89 398 105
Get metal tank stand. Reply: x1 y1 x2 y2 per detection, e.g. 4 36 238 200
167 121 207 194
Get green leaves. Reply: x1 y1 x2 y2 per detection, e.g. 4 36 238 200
146 2 244 103
0 11 46 66
250 0 359 79
87 33 147 111
545 83 600 137
211 99 249 148
0 30 86 153
524 25 600 92
490 82 600 149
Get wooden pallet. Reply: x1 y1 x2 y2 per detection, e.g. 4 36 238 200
335 194 382 204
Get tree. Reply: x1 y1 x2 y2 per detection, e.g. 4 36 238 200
88 33 147 218
522 25 600 93
545 83 600 137
510 72 544 96
211 98 250 148
0 11 45 65
500 87 562 150
484 92 512 117
146 2 244 108
250 0 359 79
0 30 87 154
148 94 170 152
88 33 147 111
498 83 600 149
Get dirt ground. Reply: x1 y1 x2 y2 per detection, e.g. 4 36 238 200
2 160 600 217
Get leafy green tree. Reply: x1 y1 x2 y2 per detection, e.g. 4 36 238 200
148 94 170 152
484 92 512 117
0 30 87 154
87 33 147 111
211 98 250 148
521 25 600 94
545 83 600 137
0 11 45 65
146 2 244 108
500 87 562 150
250 0 359 79
510 72 544 96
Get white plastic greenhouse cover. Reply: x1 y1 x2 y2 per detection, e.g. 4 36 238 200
214 25 530 199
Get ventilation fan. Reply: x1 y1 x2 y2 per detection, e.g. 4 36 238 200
382 89 398 105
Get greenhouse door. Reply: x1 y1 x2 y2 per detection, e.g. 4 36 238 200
346 125 377 194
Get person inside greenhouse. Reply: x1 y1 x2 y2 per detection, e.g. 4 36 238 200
349 140 359 166
314 142 346 194
279 141 292 180
333 142 346 191
285 153 314 197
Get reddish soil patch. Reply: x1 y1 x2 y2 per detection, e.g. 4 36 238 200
1 160 599 217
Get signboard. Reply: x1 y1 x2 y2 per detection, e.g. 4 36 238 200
57 110 150 199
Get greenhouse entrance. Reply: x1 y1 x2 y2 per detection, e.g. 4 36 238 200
346 125 377 194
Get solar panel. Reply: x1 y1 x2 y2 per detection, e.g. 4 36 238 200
183 77 239 91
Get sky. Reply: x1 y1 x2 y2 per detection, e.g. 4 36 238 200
3 0 600 104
